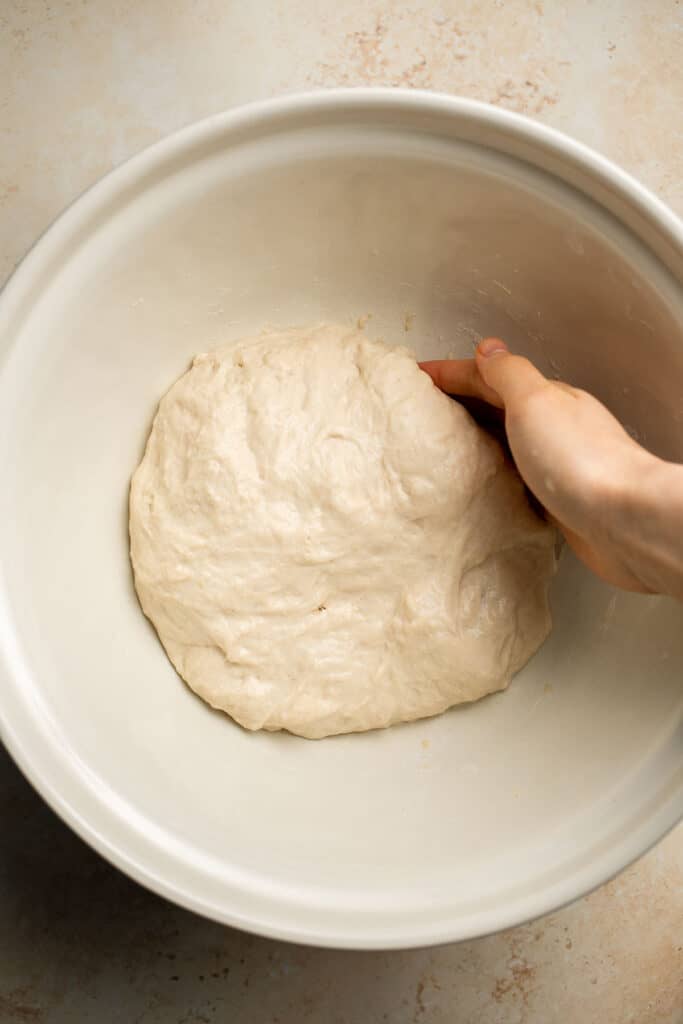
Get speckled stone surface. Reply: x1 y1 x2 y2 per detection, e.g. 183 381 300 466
1 2 682 1021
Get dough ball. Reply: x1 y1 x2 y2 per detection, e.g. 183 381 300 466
130 324 556 739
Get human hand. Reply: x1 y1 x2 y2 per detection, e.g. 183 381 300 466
421 338 675 595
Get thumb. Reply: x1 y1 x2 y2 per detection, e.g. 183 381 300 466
476 338 549 409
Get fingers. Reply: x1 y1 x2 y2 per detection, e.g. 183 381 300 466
419 358 482 396
419 357 504 408
420 338 551 412
475 338 550 409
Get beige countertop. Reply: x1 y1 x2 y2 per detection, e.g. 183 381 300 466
1 2 682 1022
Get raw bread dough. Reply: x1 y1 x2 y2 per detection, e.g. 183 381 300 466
130 324 556 739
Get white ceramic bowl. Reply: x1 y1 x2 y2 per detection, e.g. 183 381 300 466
1 90 682 950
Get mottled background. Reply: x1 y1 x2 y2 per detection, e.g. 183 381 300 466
1 1 682 1021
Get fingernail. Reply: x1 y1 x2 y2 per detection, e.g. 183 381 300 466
478 338 508 359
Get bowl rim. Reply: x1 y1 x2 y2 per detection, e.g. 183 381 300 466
1 87 682 950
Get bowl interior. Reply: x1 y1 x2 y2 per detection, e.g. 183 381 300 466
1 95 682 947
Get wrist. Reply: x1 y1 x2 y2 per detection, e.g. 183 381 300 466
609 448 683 599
